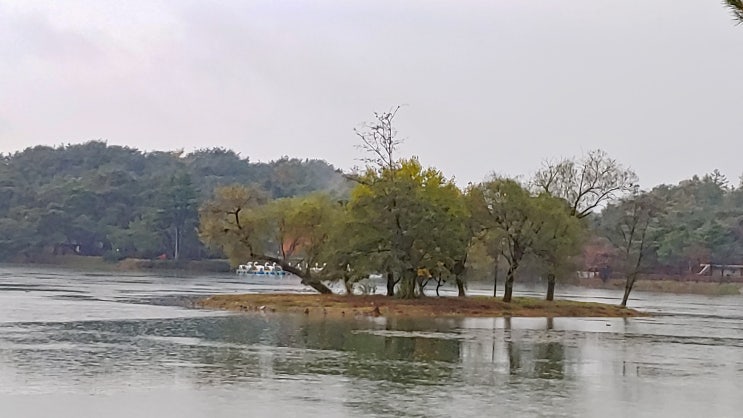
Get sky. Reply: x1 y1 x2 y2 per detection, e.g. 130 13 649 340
0 0 741 188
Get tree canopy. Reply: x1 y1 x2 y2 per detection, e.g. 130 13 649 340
3 126 743 307
468 178 584 302
0 141 348 262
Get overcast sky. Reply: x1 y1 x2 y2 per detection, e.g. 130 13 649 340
1 0 741 188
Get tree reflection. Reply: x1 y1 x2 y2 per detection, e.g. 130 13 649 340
505 317 521 375
534 341 565 379
505 317 566 380
5 312 570 397
183 314 465 387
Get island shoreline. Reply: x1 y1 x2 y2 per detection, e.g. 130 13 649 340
197 293 645 318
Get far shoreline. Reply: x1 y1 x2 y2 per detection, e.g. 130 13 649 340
3 255 740 297
2 255 232 274
197 293 646 318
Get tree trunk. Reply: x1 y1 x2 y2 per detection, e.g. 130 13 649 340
435 277 443 296
493 258 499 298
416 276 426 297
620 272 638 307
456 275 466 297
397 272 417 299
174 226 180 261
305 280 333 294
546 273 556 301
255 254 333 294
386 271 395 296
343 277 354 295
503 263 517 303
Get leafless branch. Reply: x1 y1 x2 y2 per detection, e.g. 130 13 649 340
533 149 637 218
354 106 403 171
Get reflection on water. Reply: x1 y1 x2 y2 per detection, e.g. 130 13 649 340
0 266 742 417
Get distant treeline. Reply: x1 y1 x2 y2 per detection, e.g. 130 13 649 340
1 139 742 286
0 141 349 262
588 171 743 276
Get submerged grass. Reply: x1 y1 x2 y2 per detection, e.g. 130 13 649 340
578 278 742 296
10 254 232 273
632 281 741 296
198 293 644 318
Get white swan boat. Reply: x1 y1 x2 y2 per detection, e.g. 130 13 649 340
236 261 287 276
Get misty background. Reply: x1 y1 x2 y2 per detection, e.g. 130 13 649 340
1 0 741 187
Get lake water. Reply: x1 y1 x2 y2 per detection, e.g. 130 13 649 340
0 265 742 417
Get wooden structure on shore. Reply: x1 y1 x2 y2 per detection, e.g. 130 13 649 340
697 264 743 279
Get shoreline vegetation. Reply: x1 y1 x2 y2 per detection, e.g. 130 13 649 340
5 141 743 308
5 255 741 296
575 277 742 296
198 294 645 318
6 255 232 273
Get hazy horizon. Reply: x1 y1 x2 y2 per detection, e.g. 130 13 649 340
1 0 742 188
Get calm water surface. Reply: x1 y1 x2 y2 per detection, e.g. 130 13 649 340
0 265 742 417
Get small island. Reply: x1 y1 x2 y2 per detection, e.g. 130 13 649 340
199 294 644 318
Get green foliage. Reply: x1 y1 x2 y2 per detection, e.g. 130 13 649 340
199 185 272 264
156 172 199 260
597 191 663 306
531 193 586 299
199 185 338 293
5 134 743 304
599 192 660 269
576 167 743 293
0 216 37 260
614 174 743 275
267 193 342 274
343 158 471 298
199 187 341 271
0 141 347 262
468 178 585 301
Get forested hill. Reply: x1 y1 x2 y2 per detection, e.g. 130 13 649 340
0 141 349 262
589 171 743 276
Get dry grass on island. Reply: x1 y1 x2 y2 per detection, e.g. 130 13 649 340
576 277 742 296
198 293 644 318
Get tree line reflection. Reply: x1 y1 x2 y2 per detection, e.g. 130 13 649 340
0 314 571 393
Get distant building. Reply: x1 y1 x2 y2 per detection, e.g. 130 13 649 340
577 266 612 281
697 264 743 278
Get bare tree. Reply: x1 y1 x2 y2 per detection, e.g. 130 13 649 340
600 191 661 307
354 106 403 171
349 106 405 296
533 149 637 219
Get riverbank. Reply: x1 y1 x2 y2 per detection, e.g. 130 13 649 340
198 294 644 318
576 277 742 296
7 255 232 273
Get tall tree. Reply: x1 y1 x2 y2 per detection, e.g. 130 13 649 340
465 186 506 297
266 193 341 275
641 173 741 274
158 173 198 260
533 149 637 219
354 106 403 171
530 194 585 301
199 185 333 294
347 159 471 298
469 178 541 302
599 191 661 307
